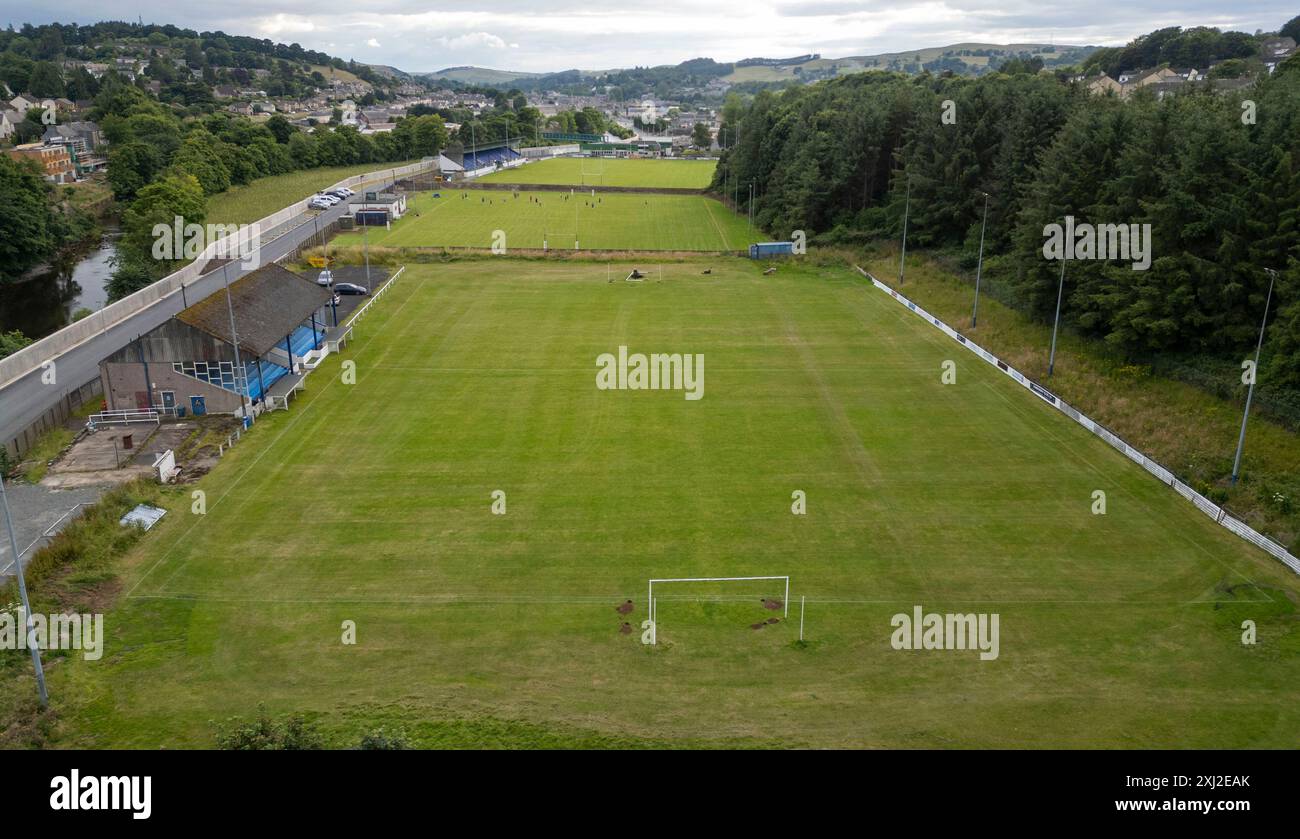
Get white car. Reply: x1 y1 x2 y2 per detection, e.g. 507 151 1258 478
328 187 355 198
308 197 332 210
316 270 333 286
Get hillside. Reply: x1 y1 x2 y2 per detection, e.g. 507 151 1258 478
423 66 541 85
722 42 1096 83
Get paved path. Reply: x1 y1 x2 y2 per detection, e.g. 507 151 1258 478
0 482 105 579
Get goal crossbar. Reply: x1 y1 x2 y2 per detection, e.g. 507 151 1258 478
647 576 790 645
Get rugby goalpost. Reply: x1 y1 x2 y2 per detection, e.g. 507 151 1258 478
542 231 579 251
646 575 790 645
581 157 605 185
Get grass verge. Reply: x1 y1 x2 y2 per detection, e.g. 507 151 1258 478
861 248 1300 549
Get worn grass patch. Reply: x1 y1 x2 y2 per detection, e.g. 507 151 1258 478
206 162 420 227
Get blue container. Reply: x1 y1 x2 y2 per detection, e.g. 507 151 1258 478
749 242 795 259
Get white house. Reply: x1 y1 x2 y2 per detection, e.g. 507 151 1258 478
0 109 23 140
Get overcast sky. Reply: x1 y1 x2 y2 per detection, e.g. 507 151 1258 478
2 2 1295 74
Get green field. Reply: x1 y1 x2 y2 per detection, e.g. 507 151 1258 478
479 157 716 189
206 161 420 226
48 259 1300 749
331 190 751 251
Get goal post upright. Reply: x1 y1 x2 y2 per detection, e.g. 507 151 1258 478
646 575 791 644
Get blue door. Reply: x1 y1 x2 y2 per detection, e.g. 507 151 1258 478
190 395 206 416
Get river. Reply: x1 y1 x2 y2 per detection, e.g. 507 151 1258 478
0 226 120 342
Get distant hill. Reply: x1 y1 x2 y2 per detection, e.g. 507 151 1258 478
722 43 1097 83
422 66 541 85
408 42 1098 93
365 64 414 81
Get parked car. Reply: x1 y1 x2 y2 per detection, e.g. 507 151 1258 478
308 197 332 210
334 282 369 295
327 187 354 198
314 193 340 205
316 270 333 286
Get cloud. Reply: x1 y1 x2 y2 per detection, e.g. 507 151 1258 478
366 38 381 48
9 2 1295 73
436 31 510 50
254 13 316 36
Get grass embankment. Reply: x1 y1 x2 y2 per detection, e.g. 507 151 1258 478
1 478 163 748
863 249 1300 549
16 428 75 484
205 161 421 227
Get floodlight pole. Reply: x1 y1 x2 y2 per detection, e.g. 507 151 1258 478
972 190 990 328
363 221 371 287
748 182 754 230
0 474 47 706
898 175 911 285
1048 257 1066 378
1231 267 1278 484
221 262 252 421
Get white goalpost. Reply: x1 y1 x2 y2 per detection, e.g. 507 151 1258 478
581 157 605 185
646 575 790 645
542 231 579 251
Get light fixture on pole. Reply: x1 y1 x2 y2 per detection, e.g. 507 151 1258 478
899 175 911 285
0 474 47 706
221 262 252 422
972 190 990 328
1048 257 1067 377
363 221 371 287
1231 267 1279 484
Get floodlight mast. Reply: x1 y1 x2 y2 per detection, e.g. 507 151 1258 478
0 475 47 706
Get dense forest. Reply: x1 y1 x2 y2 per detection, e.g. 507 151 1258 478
716 22 1300 413
0 21 403 99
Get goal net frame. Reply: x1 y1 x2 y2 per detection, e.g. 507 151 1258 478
542 231 579 251
580 157 605 185
646 575 790 645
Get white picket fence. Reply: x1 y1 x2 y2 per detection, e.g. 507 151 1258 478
344 265 405 328
217 266 404 450
86 409 161 428
856 266 1300 576
0 160 437 390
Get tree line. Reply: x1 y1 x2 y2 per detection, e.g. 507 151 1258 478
715 22 1300 400
97 76 447 299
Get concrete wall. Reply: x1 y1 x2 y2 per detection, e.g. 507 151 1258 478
101 320 246 415
1 378 102 461
100 361 243 414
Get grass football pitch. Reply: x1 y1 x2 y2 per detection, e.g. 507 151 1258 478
58 260 1300 748
330 190 752 251
478 157 717 188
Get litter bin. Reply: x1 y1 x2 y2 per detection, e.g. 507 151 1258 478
177 407 187 418
242 416 253 430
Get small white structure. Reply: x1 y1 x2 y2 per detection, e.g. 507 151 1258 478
153 449 181 483
119 504 167 531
